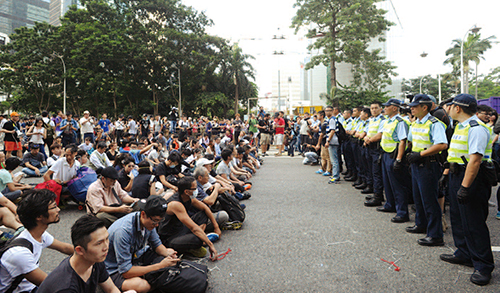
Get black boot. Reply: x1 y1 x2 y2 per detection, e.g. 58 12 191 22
352 178 362 186
341 169 349 176
355 183 368 190
345 175 357 182
361 185 374 194
364 194 383 207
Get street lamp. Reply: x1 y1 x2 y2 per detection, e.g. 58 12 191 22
273 50 284 111
460 25 481 93
171 64 182 117
52 53 66 114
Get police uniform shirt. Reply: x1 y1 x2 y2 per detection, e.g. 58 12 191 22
343 117 353 128
355 119 368 133
365 114 384 134
455 115 490 159
336 114 345 124
347 117 360 132
408 113 448 145
377 114 409 142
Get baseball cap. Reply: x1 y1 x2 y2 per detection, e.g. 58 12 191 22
101 166 119 180
451 94 477 108
382 98 402 107
10 112 19 117
196 158 215 168
428 95 437 104
83 110 90 114
408 94 433 107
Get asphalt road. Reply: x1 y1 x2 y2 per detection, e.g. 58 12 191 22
31 156 500 292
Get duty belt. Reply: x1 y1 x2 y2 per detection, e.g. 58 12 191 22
449 163 466 174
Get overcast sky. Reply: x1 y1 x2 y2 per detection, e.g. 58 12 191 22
182 0 500 96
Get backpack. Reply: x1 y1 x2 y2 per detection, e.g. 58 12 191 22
218 191 245 222
335 121 348 144
145 260 208 293
67 167 98 202
0 238 34 293
44 122 55 139
35 180 62 205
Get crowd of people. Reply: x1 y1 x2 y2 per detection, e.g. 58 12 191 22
0 107 266 293
296 93 498 286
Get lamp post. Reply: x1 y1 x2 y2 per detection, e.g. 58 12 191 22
419 52 428 94
273 51 284 111
53 54 66 114
460 25 481 93
171 64 182 117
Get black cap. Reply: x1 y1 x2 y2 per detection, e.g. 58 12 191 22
101 166 119 180
408 94 433 107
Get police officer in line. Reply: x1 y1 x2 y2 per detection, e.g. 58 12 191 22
352 108 371 190
439 94 494 286
406 94 448 246
363 102 386 205
345 107 361 183
376 98 412 223
341 110 354 177
333 107 345 173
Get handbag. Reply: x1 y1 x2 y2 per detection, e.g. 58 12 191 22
145 260 208 293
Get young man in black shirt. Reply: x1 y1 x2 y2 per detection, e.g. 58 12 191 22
38 215 129 293
257 114 271 156
2 112 22 159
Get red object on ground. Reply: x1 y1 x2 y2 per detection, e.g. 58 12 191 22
215 248 232 261
381 258 401 271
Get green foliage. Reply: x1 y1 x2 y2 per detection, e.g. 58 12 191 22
291 0 396 92
401 74 458 102
0 0 258 118
324 87 388 110
469 66 500 100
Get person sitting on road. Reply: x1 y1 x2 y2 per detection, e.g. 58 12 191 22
37 214 131 293
118 158 136 193
21 143 48 177
131 161 165 199
43 144 80 196
90 142 113 170
47 143 63 167
78 136 94 156
155 152 184 192
86 167 139 228
0 157 32 201
302 130 320 165
0 190 24 235
158 176 220 259
105 196 180 293
217 149 247 192
0 189 74 293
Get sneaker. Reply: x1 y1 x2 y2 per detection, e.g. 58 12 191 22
243 184 252 191
496 211 500 220
315 169 324 174
222 221 243 230
322 172 332 176
328 178 340 184
188 247 207 258
240 203 246 210
206 232 219 243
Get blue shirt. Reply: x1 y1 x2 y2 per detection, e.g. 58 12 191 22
105 212 162 275
378 114 408 141
60 119 79 136
408 113 448 145
98 119 111 132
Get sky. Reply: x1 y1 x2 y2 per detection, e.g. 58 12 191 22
182 0 500 96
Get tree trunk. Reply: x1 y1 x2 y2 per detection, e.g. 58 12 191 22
330 14 337 104
113 90 117 117
234 74 239 114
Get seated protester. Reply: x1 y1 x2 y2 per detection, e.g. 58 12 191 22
47 143 63 167
0 152 5 170
240 146 257 173
113 153 133 171
78 136 94 156
90 142 113 170
243 144 261 169
168 134 180 151
43 144 80 193
38 215 126 293
0 189 24 233
106 142 118 163
214 137 222 159
120 141 157 164
197 155 235 193
0 189 74 293
216 150 247 193
193 167 229 230
155 152 184 192
105 197 180 293
302 130 320 165
118 158 136 193
86 167 139 228
131 161 164 199
146 139 161 167
158 176 219 259
21 143 48 177
229 146 252 180
0 157 32 201
220 130 232 147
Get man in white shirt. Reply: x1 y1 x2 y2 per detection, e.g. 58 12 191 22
0 189 74 293
43 144 79 195
90 142 112 170
47 144 63 167
80 110 95 143
127 116 137 138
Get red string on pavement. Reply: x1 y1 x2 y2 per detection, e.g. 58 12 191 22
381 258 401 271
215 248 232 261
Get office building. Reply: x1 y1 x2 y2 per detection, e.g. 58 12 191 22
0 0 50 37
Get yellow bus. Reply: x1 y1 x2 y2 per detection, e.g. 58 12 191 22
293 105 324 116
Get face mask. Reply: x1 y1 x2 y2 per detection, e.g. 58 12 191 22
169 164 176 169
190 189 198 199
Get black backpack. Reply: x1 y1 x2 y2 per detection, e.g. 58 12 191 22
0 237 34 293
145 259 208 293
336 121 348 144
218 192 245 222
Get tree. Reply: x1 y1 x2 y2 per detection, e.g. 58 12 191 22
226 44 255 114
401 75 456 102
469 66 500 100
444 33 496 94
291 0 395 97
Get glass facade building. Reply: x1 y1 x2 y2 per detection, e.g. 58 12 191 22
0 0 50 37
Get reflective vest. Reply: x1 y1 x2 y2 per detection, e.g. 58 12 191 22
381 116 407 153
411 116 445 152
447 119 492 163
367 116 384 137
350 117 359 136
343 117 352 128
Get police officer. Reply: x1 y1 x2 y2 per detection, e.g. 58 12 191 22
341 110 353 177
352 108 370 189
364 102 385 205
345 107 361 182
376 99 411 223
406 94 448 246
439 94 494 286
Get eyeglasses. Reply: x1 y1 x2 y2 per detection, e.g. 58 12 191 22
149 217 163 225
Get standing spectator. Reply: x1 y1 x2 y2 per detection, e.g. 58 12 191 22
257 114 271 156
274 112 285 156
114 114 126 144
0 189 74 293
21 143 48 177
169 107 179 133
258 106 265 119
127 116 137 139
139 114 150 137
232 114 243 144
53 111 64 137
98 113 112 140
60 113 79 147
26 118 47 159
80 111 95 143
2 112 22 159
41 111 54 153
152 114 162 136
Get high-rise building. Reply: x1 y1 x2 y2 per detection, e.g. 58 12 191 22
0 0 50 37
49 0 82 26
